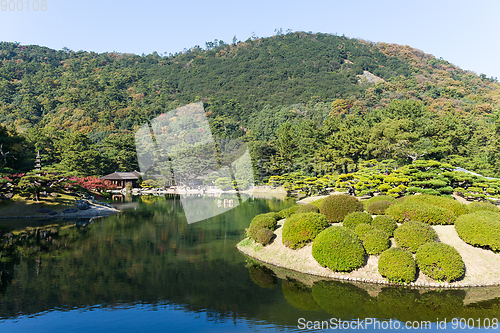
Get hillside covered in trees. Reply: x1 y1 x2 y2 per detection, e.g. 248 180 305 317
1 31 500 180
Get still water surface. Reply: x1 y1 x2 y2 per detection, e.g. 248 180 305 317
0 194 499 332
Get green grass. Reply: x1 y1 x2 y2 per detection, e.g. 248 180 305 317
0 192 77 218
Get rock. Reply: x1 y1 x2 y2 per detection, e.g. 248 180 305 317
50 193 59 197
48 211 57 215
63 208 79 214
76 200 91 210
37 208 53 213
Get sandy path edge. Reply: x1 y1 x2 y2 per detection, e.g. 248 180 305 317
237 221 500 289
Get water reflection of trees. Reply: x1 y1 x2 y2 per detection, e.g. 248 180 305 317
0 196 293 321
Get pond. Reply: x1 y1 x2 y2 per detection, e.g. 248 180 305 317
0 194 499 332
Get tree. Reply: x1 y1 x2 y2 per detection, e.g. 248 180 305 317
18 167 74 202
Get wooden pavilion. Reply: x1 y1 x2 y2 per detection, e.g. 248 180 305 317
100 171 142 189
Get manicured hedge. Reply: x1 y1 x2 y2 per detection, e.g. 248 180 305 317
378 248 416 283
360 229 390 255
403 194 467 217
366 200 393 215
320 194 364 223
455 211 500 252
467 201 500 214
276 205 299 220
354 223 376 238
296 204 320 214
363 195 397 207
386 201 456 225
394 221 438 253
247 212 278 241
342 212 373 229
312 226 366 272
282 213 329 249
415 242 465 282
372 215 398 237
255 228 275 245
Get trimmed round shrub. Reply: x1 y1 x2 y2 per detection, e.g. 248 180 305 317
282 213 329 249
312 226 366 272
310 197 327 208
366 200 393 215
354 223 376 238
247 212 278 241
320 194 364 223
378 248 416 283
372 215 398 237
360 229 390 255
276 205 299 220
342 211 373 229
394 221 438 253
455 211 500 252
255 228 274 245
363 195 397 208
415 242 465 282
467 201 500 214
403 194 467 217
296 204 320 214
386 201 456 225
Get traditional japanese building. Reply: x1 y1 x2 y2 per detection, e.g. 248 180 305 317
100 171 142 189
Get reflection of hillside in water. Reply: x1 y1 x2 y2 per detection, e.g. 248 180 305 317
248 260 500 325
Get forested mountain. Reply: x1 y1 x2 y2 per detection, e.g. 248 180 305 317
1 31 500 179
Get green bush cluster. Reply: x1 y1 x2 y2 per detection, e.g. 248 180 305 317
247 212 279 242
386 201 455 225
360 229 390 255
354 223 376 238
415 242 465 282
372 215 398 237
342 212 373 229
312 226 366 272
394 221 438 253
310 197 327 208
255 228 275 245
276 205 299 220
282 213 329 249
366 200 393 215
455 211 500 252
363 195 397 207
296 204 320 214
467 201 499 214
403 194 467 217
378 248 416 283
320 194 364 223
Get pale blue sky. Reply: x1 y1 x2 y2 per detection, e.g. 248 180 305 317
1 0 499 79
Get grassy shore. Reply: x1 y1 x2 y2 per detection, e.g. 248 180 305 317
0 192 77 218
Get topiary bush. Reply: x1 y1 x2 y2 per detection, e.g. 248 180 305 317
415 242 465 282
276 205 299 220
354 223 376 238
467 201 500 214
455 211 500 252
296 204 320 214
403 194 467 217
320 194 364 223
394 221 438 253
247 212 279 241
366 200 393 215
312 226 366 272
378 248 416 283
363 195 397 207
386 201 456 225
360 229 390 255
282 213 329 249
372 215 398 237
342 211 373 229
255 228 275 245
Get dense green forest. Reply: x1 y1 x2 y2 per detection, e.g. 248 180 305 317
1 31 500 180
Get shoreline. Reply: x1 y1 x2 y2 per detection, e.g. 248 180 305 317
237 219 500 289
0 205 120 219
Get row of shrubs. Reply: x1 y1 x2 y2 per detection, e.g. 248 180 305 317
455 211 500 252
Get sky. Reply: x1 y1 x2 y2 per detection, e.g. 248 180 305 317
0 0 499 79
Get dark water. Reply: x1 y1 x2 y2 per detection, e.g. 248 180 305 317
0 194 499 332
